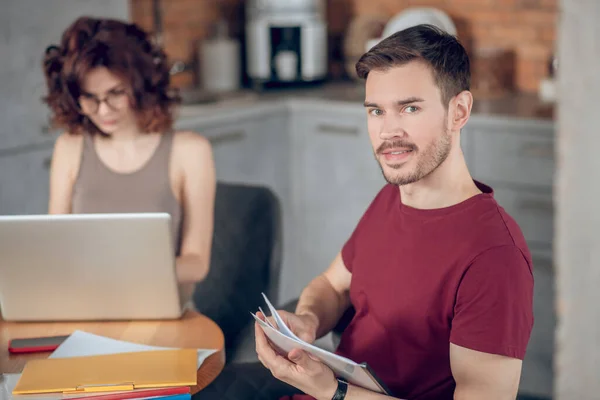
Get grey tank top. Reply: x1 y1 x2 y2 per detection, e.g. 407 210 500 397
72 132 183 255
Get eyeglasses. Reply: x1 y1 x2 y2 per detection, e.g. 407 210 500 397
78 88 129 115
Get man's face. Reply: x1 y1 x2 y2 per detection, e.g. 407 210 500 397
364 61 453 186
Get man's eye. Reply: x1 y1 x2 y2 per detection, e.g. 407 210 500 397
369 109 383 116
405 106 419 113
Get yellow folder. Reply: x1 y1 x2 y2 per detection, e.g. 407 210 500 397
13 349 198 395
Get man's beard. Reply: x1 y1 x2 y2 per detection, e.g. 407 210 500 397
376 129 452 186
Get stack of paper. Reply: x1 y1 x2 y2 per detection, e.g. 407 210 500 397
49 331 217 369
4 332 219 400
252 293 392 395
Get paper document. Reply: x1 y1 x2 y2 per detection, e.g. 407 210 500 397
253 293 392 395
50 331 217 369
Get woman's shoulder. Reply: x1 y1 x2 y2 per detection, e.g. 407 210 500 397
55 131 84 147
171 130 212 157
170 130 214 171
53 132 84 160
50 132 85 183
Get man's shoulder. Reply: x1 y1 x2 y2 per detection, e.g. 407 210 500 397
467 189 532 266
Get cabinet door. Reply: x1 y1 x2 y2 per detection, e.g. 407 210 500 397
492 186 554 257
466 119 555 188
282 109 385 300
519 257 555 399
203 113 288 197
0 146 54 215
0 0 129 151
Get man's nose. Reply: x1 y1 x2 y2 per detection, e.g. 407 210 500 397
380 116 407 140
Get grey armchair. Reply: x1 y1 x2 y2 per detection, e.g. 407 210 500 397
192 182 282 364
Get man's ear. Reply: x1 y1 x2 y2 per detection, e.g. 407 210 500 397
448 90 473 132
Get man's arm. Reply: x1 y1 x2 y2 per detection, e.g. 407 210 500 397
294 252 352 339
451 344 522 400
448 245 532 400
309 343 522 400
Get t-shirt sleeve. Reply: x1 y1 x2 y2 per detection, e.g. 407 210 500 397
450 245 534 360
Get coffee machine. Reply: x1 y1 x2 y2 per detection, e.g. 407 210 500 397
245 0 327 88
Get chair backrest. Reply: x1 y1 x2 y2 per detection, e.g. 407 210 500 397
192 182 282 350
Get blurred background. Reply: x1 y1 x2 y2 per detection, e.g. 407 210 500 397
1 0 592 399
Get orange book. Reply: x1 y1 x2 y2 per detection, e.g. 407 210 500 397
13 349 197 395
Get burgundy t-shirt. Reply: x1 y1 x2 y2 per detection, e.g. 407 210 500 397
288 181 534 400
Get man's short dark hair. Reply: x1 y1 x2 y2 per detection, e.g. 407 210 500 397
356 24 470 106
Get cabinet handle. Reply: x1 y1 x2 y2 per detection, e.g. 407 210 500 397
518 198 554 214
208 130 246 145
317 124 359 136
519 142 554 159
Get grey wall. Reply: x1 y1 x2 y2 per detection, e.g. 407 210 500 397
0 0 130 152
555 1 600 398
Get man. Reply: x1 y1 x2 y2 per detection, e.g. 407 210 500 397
196 24 533 400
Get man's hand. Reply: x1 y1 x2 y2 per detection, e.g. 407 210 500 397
255 314 338 400
262 310 320 344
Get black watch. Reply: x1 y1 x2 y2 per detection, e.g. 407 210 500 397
331 377 348 400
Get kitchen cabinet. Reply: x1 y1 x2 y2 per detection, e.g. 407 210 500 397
178 110 290 211
463 116 555 399
467 118 554 188
0 0 129 152
492 186 554 257
281 105 385 301
202 113 289 202
463 116 555 261
520 258 555 399
0 145 54 215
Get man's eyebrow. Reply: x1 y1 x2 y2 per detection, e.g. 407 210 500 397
363 97 425 108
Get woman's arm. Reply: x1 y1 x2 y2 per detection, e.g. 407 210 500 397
173 132 216 287
48 133 82 214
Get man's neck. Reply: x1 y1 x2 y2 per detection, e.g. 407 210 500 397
399 150 481 210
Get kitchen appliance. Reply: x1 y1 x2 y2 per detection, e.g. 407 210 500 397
246 0 328 88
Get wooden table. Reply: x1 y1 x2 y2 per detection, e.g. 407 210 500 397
0 310 225 394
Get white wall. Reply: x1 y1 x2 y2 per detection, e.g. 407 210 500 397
555 1 600 398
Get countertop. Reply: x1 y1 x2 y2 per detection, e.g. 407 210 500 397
176 81 555 123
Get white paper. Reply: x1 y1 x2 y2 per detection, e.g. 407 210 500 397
261 293 301 340
254 294 388 394
50 331 218 369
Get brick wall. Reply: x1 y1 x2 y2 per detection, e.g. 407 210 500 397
352 0 557 93
130 0 243 88
130 0 557 93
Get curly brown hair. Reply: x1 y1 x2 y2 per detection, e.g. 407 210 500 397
43 16 180 136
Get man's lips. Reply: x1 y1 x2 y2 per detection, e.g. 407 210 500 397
380 148 413 155
378 146 415 163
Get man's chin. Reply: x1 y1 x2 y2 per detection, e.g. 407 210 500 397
378 164 417 186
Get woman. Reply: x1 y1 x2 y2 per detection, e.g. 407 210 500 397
43 16 215 298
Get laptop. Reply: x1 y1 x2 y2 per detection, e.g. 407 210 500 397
0 213 184 321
